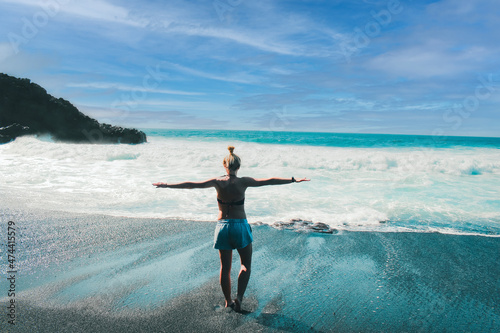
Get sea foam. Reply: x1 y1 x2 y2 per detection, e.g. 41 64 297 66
1 135 499 236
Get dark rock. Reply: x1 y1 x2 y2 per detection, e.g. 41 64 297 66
0 123 33 144
0 73 147 144
311 222 330 230
272 221 291 229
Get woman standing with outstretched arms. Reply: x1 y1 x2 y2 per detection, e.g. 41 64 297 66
153 146 310 311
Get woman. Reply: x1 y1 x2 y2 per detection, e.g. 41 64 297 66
153 146 309 311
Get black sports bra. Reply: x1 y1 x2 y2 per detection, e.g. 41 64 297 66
217 198 245 206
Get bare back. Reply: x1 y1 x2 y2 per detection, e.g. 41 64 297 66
215 175 248 220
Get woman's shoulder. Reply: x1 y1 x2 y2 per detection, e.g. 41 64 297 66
238 176 254 181
238 176 257 186
214 175 255 185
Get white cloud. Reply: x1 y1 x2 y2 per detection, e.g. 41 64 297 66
0 47 54 74
77 106 229 129
68 82 205 96
144 1 346 58
0 42 15 63
110 99 229 111
162 62 262 85
1 0 345 57
0 0 145 27
166 24 304 56
367 45 489 78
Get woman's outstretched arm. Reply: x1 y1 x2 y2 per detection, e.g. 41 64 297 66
242 177 310 187
153 178 217 189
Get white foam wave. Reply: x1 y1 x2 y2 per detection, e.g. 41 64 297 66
106 153 141 161
1 135 499 235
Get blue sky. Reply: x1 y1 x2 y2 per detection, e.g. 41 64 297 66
0 0 499 136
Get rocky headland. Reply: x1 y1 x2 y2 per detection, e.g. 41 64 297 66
0 73 147 144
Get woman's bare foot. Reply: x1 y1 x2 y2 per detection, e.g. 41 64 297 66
225 300 235 309
233 298 242 312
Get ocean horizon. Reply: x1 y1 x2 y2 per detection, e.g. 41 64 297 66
142 128 500 148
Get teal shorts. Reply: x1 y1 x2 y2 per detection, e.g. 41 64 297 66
214 219 253 250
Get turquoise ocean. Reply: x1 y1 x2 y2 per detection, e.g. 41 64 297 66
1 129 499 236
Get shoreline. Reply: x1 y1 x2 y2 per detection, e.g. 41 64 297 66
1 198 498 238
1 206 499 332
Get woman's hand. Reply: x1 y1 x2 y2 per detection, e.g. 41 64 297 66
153 182 168 188
295 178 310 183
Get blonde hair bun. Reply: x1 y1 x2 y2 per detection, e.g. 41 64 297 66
223 146 241 170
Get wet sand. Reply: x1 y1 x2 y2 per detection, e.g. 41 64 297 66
1 208 499 332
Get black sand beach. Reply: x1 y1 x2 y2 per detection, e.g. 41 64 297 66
1 206 499 332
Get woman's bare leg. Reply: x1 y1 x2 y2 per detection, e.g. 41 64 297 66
234 243 252 311
219 249 233 307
